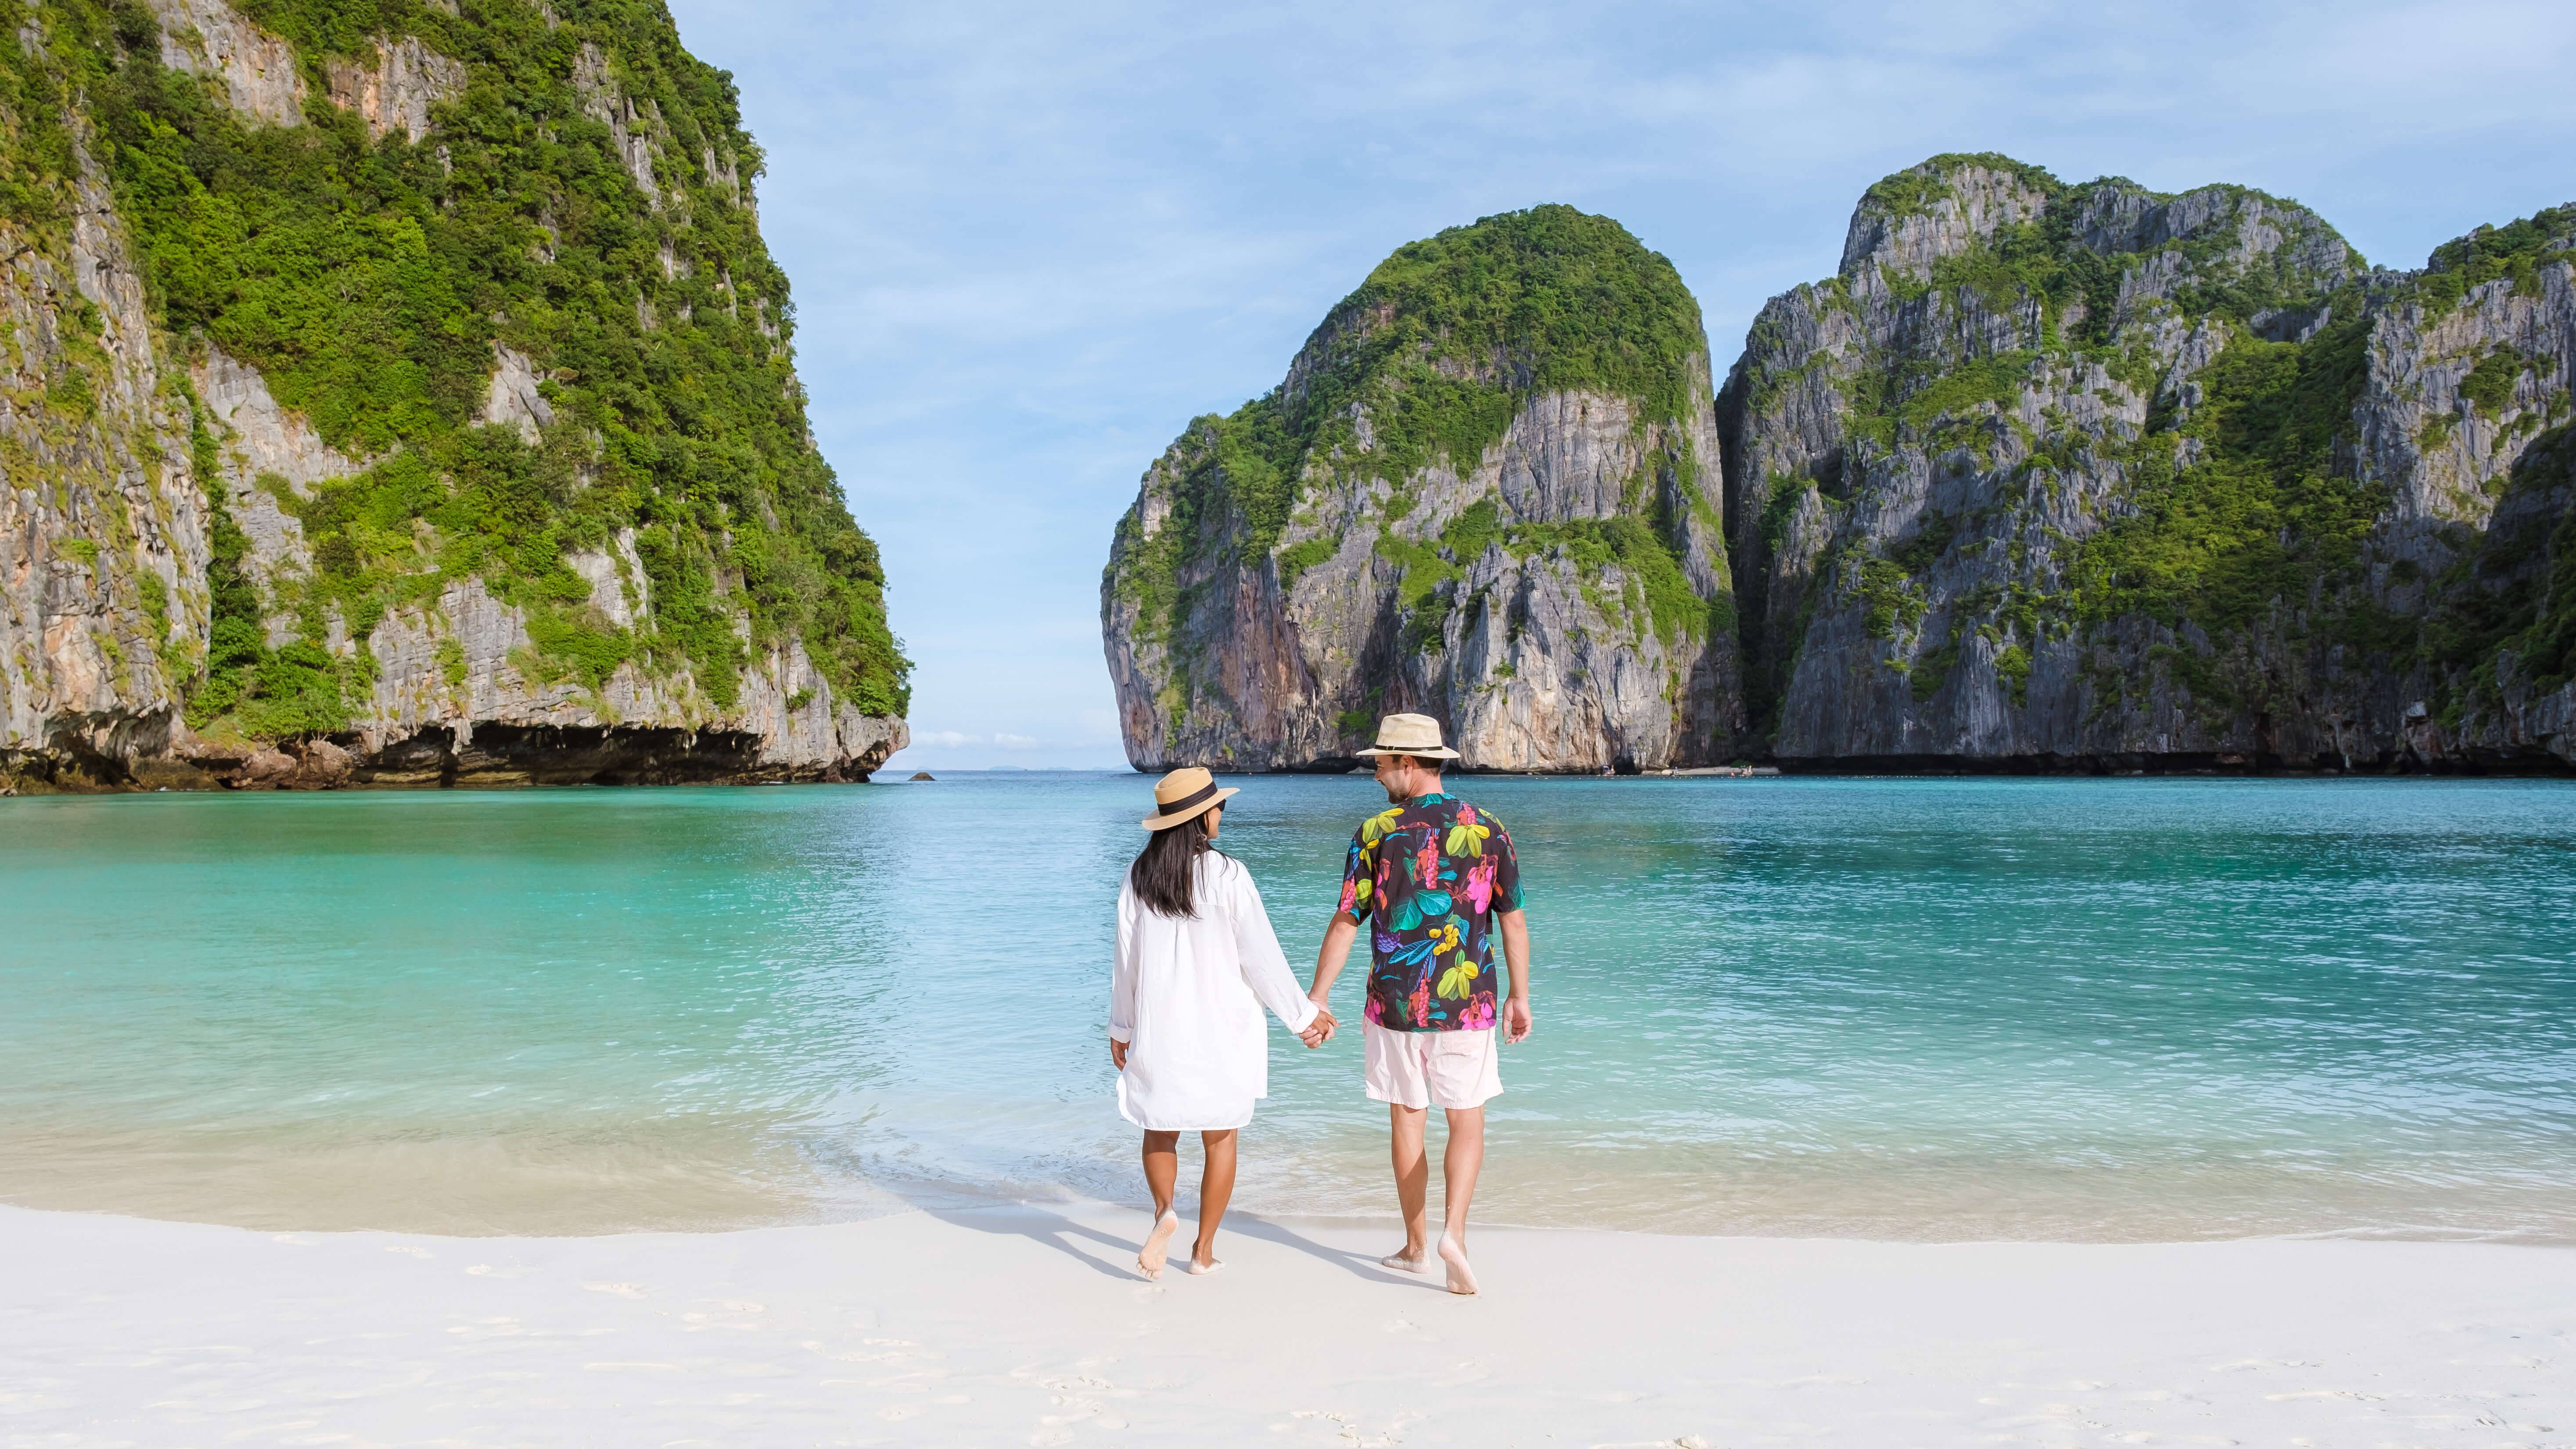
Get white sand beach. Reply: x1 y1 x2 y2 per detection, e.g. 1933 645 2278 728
6 1203 2571 1447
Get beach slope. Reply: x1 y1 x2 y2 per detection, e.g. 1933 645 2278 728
4 1203 2570 1445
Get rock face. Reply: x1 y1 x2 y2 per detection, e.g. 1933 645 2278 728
1104 158 2576 773
1719 153 2576 771
2 0 905 793
0 130 208 784
1103 206 1741 773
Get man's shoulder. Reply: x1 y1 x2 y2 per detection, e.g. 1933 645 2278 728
1353 803 1407 845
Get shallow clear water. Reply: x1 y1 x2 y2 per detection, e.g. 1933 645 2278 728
3 774 2572 1241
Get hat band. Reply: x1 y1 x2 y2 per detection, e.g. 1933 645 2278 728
1155 779 1222 817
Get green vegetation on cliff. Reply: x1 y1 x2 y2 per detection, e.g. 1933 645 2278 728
2069 320 2384 632
1114 205 1717 656
0 0 906 736
2416 205 2576 315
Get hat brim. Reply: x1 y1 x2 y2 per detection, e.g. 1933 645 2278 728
1352 745 1460 759
1140 785 1240 830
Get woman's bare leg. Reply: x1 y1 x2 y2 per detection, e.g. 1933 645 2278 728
1191 1129 1237 1269
1138 1130 1181 1277
1142 1130 1180 1215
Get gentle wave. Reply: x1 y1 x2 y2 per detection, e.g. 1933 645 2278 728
3 775 2571 1240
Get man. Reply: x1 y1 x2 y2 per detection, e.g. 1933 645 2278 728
1306 713 1532 1295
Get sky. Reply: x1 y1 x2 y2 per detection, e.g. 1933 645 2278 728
660 0 2576 773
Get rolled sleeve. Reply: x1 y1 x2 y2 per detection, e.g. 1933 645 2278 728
1491 821 1523 912
1337 831 1377 922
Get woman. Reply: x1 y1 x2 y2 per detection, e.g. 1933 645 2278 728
1109 767 1335 1279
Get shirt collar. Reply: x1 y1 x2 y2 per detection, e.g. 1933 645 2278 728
1408 792 1448 808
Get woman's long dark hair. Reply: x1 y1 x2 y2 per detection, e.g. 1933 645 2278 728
1130 810 1216 918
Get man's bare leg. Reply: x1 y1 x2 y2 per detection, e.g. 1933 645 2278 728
1190 1129 1237 1273
1138 1130 1182 1278
1383 1104 1431 1270
1437 1106 1485 1294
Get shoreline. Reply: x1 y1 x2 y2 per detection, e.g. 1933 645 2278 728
18 759 2576 797
10 1201 2572 1445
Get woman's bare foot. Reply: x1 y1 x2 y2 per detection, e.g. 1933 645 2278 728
1186 1255 1224 1276
1437 1235 1479 1295
1379 1248 1429 1273
1138 1209 1180 1280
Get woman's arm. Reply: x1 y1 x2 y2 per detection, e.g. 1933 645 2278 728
1109 883 1138 1068
1226 863 1324 1038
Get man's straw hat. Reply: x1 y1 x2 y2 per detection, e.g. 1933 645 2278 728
1140 766 1239 830
1352 712 1461 761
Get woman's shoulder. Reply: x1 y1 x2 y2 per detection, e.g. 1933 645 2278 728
1199 850 1261 899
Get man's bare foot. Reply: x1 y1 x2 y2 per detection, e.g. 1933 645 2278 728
1437 1235 1479 1295
1186 1255 1224 1276
1379 1248 1429 1273
1138 1209 1180 1280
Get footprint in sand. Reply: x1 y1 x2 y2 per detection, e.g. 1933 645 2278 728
1289 1408 1422 1448
384 1245 433 1259
803 1341 905 1363
583 1282 647 1298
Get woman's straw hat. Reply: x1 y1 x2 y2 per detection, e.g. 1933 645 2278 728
1140 766 1240 830
1351 712 1460 761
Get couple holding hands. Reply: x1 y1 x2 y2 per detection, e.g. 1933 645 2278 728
1106 714 1532 1294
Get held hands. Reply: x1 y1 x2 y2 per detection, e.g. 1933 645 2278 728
1109 1034 1128 1070
1503 996 1533 1045
1298 1005 1338 1049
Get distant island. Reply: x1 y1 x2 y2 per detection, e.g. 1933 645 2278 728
1101 157 2575 775
1 0 907 793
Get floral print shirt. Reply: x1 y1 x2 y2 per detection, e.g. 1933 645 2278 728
1337 794 1523 1032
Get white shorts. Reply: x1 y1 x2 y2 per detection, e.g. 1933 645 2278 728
1363 1022 1502 1111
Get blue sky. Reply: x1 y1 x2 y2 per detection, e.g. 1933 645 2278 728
661 0 2576 773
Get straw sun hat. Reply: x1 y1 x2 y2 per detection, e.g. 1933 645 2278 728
1140 766 1240 831
1351 712 1461 761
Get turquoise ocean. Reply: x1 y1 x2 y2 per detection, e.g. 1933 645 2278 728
3 774 2572 1241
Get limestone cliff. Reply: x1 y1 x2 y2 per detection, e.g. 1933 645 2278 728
1 0 905 791
1103 206 1741 773
1719 154 2576 770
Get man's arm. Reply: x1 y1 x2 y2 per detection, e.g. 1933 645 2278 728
1310 910 1362 1016
1497 907 1531 1043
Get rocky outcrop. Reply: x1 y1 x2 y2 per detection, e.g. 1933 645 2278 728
1103 158 2575 775
0 134 205 785
478 344 556 443
149 0 305 127
2 0 906 793
1103 206 1741 773
573 42 665 206
1718 153 2575 771
326 35 467 144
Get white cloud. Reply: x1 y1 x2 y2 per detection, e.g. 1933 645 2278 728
913 730 981 749
994 732 1040 749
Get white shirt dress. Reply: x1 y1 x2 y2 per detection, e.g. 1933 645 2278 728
1108 852 1321 1131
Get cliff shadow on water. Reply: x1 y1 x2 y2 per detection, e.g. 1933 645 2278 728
1103 155 2576 776
1 0 907 795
